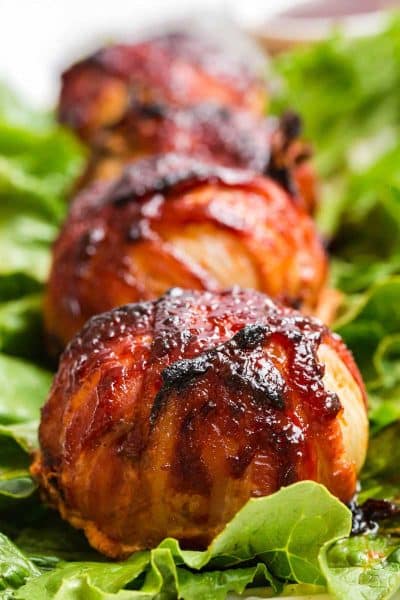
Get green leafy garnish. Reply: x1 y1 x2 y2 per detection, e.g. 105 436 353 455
0 532 40 597
12 482 349 599
0 353 51 425
320 535 400 600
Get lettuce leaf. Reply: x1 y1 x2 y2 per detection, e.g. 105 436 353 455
8 482 350 599
0 295 45 360
0 353 51 424
360 421 400 502
0 274 41 304
272 16 400 237
335 278 400 431
335 278 400 382
320 535 400 599
0 82 84 203
160 481 351 583
0 531 40 597
15 553 150 600
0 83 84 357
16 556 271 600
0 421 39 509
0 353 50 506
12 515 101 566
0 206 58 284
0 437 36 506
174 565 271 600
0 84 81 518
329 185 400 296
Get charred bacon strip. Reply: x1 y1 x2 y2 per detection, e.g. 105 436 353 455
44 154 328 349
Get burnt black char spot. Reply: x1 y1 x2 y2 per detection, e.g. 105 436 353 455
233 323 268 349
226 354 286 409
151 355 212 424
134 101 167 119
264 111 312 200
150 323 286 425
280 111 302 143
162 355 212 388
266 164 297 198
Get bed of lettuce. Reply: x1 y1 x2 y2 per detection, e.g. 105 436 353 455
2 17 400 600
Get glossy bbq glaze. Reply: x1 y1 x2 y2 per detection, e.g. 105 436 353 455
44 154 328 350
79 104 316 213
59 32 267 142
33 288 368 558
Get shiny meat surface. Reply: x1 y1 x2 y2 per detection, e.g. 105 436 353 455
33 288 368 558
44 154 327 349
79 104 316 213
59 33 267 142
80 103 274 183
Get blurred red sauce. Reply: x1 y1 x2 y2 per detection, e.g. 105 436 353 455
283 0 400 18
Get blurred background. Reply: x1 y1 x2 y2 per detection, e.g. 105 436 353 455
1 0 398 107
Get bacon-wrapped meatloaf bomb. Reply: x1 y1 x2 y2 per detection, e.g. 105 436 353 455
33 287 368 558
79 104 316 213
44 154 327 350
59 32 267 142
